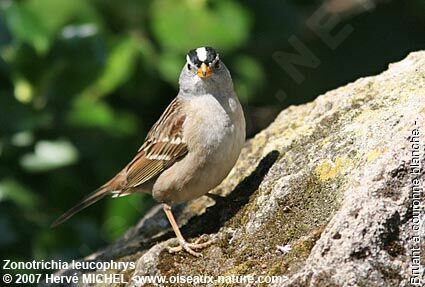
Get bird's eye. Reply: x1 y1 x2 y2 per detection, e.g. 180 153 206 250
214 60 220 69
187 63 191 70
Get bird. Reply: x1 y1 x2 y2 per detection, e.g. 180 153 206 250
51 46 246 257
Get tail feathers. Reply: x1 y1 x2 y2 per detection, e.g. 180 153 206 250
51 187 109 228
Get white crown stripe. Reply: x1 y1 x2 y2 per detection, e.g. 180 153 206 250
196 47 208 62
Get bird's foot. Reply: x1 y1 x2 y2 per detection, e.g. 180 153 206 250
167 235 215 257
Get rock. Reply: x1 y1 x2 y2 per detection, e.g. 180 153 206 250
48 51 425 287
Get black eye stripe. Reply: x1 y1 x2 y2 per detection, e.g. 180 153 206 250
188 50 201 66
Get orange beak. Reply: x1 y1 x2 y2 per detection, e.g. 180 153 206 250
197 63 213 79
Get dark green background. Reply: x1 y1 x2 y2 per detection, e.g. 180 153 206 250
0 0 424 264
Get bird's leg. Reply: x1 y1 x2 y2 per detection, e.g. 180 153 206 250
162 203 214 257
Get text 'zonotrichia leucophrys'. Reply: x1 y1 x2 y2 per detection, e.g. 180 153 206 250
52 47 246 257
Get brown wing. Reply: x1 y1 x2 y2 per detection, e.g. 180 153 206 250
51 98 187 226
124 97 188 189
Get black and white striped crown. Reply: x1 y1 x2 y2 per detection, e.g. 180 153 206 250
186 47 219 67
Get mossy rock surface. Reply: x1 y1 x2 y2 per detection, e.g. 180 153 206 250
48 51 425 287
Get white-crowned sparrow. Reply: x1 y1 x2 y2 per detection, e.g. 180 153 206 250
52 47 246 256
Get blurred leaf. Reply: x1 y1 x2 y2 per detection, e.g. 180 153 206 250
151 0 250 53
85 36 138 97
11 131 34 147
136 33 158 70
3 1 49 53
48 33 107 98
26 0 99 35
102 193 153 241
101 215 127 241
61 23 99 40
0 178 40 209
3 0 100 54
13 76 33 103
157 52 184 85
0 94 51 134
67 96 137 136
233 56 265 103
20 139 78 172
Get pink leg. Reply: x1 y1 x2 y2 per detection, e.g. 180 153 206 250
162 203 214 257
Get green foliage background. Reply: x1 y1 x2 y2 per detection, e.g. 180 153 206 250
0 0 423 263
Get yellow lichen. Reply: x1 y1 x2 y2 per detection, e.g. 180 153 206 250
315 157 352 181
366 149 382 163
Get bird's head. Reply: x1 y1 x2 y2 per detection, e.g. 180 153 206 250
180 47 232 93
186 47 220 80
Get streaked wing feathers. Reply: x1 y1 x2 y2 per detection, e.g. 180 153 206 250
125 98 187 188
52 98 187 226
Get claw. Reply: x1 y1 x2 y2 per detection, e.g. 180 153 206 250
167 236 215 257
162 204 216 257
